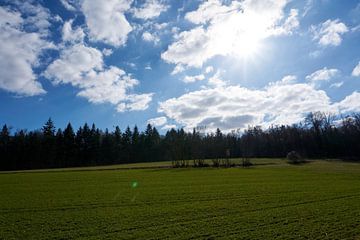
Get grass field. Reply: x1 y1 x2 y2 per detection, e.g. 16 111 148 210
1 159 360 239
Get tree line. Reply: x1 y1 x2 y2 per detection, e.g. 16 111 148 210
0 112 359 171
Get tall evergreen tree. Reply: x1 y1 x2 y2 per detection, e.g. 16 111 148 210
42 118 56 137
122 126 132 162
0 125 11 170
63 123 76 166
42 118 56 167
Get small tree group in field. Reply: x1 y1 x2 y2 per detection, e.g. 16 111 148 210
287 151 304 164
241 157 252 167
193 158 207 167
211 149 236 168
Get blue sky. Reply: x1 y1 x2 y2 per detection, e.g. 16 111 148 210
0 0 360 133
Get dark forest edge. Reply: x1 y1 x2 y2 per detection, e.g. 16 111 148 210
1 112 359 171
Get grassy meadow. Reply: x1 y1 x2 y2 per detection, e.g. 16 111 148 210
1 159 360 239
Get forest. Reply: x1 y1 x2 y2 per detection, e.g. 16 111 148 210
0 111 359 170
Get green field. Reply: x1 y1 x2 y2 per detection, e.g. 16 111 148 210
1 159 360 239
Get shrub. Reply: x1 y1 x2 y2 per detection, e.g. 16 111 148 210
212 158 220 167
287 151 303 164
242 157 252 167
194 158 206 167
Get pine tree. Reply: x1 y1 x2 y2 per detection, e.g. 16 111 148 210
41 118 56 167
132 125 140 161
122 126 132 162
55 128 64 167
63 123 76 167
42 118 56 137
0 125 11 170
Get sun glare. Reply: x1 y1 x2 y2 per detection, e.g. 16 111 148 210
222 10 267 60
233 32 262 58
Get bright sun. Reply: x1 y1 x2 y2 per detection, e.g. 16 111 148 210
212 9 267 60
233 32 262 58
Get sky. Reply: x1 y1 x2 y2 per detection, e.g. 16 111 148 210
0 0 360 133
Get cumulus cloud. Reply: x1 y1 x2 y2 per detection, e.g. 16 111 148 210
0 5 53 96
161 124 177 130
125 93 153 111
208 70 226 87
81 0 133 47
15 0 53 37
269 75 297 86
147 116 167 126
132 0 169 20
184 0 242 24
311 19 348 47
162 27 210 68
183 74 205 83
205 66 214 74
162 0 299 68
280 75 297 84
142 31 159 44
306 67 339 83
335 92 360 113
171 64 185 75
60 0 77 11
44 44 152 112
102 48 113 56
352 62 360 77
159 77 360 132
273 9 299 35
62 19 85 43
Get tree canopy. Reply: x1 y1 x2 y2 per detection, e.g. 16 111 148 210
0 112 359 170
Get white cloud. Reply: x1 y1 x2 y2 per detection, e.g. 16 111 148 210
309 50 322 58
161 124 177 130
0 6 22 26
269 75 297 86
205 66 214 74
280 75 297 84
124 93 153 111
273 9 299 35
162 0 298 68
81 0 133 47
162 27 210 68
153 22 168 30
62 19 85 43
184 0 242 24
306 67 339 82
208 70 226 87
142 31 159 44
132 0 169 20
159 77 360 132
54 15 63 22
302 0 313 17
126 62 136 69
147 116 167 126
171 64 185 75
102 48 113 56
60 0 77 11
352 24 360 32
311 19 348 47
44 44 152 112
335 92 360 113
45 44 103 86
352 62 360 77
183 74 205 83
330 82 343 88
0 5 53 96
15 0 53 37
